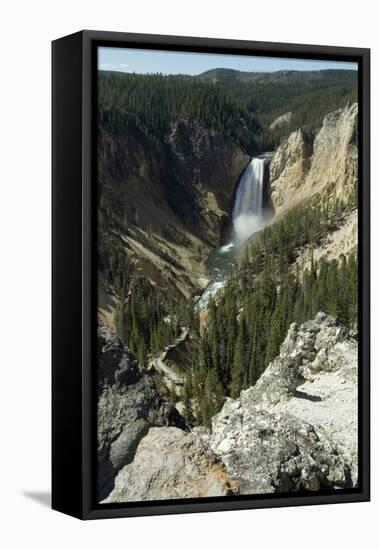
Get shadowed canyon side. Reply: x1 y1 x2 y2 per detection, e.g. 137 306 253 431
96 62 359 504
98 116 250 316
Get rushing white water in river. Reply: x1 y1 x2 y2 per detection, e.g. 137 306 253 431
232 157 265 242
195 279 227 310
219 242 234 253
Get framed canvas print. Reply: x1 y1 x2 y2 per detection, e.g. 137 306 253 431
52 30 370 520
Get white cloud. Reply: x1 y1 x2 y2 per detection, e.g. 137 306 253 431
99 62 131 72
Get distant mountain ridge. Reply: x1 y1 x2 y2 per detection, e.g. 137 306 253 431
198 68 357 83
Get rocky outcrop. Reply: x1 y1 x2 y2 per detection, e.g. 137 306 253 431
97 323 187 501
269 128 313 209
293 208 358 273
306 103 358 199
204 313 358 494
269 103 358 213
269 111 293 130
103 427 238 503
99 313 358 502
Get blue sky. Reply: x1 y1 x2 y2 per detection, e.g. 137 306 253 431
98 47 358 75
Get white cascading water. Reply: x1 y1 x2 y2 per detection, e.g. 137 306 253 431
232 157 265 242
196 157 266 309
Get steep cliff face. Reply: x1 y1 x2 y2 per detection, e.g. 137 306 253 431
167 118 249 220
98 118 249 302
204 313 358 494
269 128 313 209
306 102 358 199
97 323 187 501
269 103 358 213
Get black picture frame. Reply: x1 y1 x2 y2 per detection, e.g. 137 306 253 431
52 30 370 520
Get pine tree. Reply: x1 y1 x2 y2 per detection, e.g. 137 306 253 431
265 308 282 365
182 370 195 426
230 316 249 398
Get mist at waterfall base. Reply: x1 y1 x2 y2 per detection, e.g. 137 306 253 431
196 157 266 310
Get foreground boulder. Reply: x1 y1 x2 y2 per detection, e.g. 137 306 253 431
205 312 358 494
97 324 187 501
103 427 238 503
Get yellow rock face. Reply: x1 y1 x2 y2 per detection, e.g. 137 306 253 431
269 103 358 214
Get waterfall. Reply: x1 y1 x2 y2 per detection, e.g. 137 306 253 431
196 157 267 310
232 157 265 242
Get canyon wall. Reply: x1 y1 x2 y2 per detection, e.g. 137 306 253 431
98 117 249 303
269 103 358 213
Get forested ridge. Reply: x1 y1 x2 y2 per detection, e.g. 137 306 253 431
200 69 357 149
99 68 357 151
98 71 259 151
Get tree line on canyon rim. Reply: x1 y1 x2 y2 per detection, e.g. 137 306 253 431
98 68 357 152
98 67 358 429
